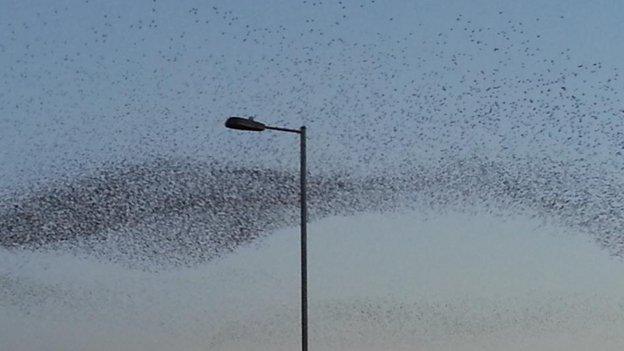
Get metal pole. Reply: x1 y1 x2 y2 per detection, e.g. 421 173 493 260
300 126 308 351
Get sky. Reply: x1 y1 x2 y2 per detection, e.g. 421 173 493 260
3 2 624 349
2 0 624 188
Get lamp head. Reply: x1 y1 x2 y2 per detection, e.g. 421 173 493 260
225 117 266 132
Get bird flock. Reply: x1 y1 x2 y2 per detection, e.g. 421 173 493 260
1 1 623 267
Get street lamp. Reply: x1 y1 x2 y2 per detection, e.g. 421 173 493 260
225 116 308 351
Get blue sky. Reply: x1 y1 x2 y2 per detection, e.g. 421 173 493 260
2 0 624 189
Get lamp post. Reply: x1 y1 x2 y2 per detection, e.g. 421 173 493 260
224 117 308 351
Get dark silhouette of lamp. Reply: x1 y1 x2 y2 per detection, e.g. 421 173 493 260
225 116 309 351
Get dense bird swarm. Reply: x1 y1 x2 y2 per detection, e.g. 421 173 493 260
1 1 623 267
1 156 623 268
0 158 402 267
